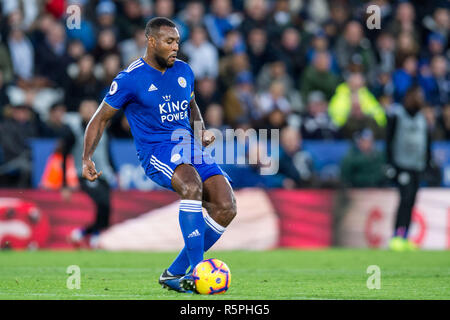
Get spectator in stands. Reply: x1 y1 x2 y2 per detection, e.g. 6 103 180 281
195 77 221 115
300 50 341 104
371 67 394 100
0 35 14 85
65 54 100 111
181 25 219 79
422 5 449 42
279 126 315 188
419 32 446 68
92 28 120 63
29 12 55 44
375 32 396 75
257 81 291 126
0 103 38 187
257 60 293 94
95 0 119 37
240 0 269 37
7 26 34 88
2 0 39 30
329 72 386 139
246 27 274 77
340 128 386 188
276 27 306 86
435 103 450 141
301 91 339 140
422 105 441 140
267 0 296 39
395 32 419 66
218 28 248 91
204 103 230 133
67 39 86 63
34 20 71 88
204 0 240 49
119 28 147 66
153 0 189 42
177 0 205 35
116 0 146 41
334 20 377 83
40 102 71 138
0 71 11 120
418 55 449 109
257 60 301 112
98 53 121 99
305 30 339 75
392 54 417 103
323 1 351 47
222 70 259 128
386 1 421 40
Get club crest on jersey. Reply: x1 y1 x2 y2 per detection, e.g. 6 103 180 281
109 81 118 95
178 77 187 88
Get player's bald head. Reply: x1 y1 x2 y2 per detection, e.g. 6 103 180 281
145 17 177 39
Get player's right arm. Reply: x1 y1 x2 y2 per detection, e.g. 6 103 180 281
82 71 134 181
82 101 118 181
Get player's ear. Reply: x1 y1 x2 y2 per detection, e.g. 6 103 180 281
148 35 156 48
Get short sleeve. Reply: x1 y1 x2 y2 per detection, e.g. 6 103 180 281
103 72 134 109
187 64 195 100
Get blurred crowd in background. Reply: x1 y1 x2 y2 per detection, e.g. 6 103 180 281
0 0 448 189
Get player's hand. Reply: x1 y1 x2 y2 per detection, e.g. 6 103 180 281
201 129 215 147
82 159 102 182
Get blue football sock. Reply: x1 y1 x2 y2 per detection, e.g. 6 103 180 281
178 200 205 271
168 212 226 275
203 212 226 251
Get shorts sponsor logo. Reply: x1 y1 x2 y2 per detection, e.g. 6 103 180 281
171 154 181 163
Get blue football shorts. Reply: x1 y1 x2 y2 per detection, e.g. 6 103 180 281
140 141 232 191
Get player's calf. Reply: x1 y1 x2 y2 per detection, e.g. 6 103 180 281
206 195 237 227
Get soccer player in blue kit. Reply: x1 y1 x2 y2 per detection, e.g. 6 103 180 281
81 17 236 293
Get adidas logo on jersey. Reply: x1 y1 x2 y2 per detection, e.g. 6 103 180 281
188 229 201 238
148 84 158 92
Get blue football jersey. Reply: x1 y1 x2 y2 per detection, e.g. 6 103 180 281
103 58 195 157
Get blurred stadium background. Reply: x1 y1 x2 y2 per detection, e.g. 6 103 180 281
0 0 449 254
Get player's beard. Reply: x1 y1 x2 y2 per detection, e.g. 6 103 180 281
155 52 174 69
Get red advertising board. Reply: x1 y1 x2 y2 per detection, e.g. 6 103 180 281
0 189 332 250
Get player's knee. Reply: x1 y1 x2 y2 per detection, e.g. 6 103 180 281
218 198 237 222
179 181 203 200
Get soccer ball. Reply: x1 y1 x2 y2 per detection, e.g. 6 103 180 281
193 258 231 294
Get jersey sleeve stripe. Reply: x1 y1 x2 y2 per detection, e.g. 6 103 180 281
127 59 142 70
126 62 144 73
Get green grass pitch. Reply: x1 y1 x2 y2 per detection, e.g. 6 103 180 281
0 249 449 300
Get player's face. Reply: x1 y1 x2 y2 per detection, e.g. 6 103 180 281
153 26 180 68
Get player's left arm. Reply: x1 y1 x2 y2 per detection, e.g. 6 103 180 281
190 98 215 147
